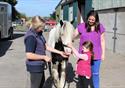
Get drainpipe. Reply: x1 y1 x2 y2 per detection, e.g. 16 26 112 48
112 8 118 53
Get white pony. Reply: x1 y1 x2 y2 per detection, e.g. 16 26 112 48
48 20 74 88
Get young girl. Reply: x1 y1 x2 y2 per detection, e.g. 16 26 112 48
68 41 94 88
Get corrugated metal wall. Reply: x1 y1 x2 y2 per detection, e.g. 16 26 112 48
93 0 125 54
93 0 125 10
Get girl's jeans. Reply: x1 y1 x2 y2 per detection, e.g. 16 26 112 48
91 60 101 88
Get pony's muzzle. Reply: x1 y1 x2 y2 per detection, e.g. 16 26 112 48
64 47 72 55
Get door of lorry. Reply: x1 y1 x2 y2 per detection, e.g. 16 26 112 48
0 5 8 38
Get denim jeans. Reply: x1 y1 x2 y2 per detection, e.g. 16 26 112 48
91 60 101 88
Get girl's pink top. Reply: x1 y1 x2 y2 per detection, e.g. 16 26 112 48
76 51 92 78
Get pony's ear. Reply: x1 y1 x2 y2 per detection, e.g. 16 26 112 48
60 20 63 27
70 19 75 24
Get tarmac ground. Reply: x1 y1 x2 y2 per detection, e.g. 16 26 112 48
0 32 125 88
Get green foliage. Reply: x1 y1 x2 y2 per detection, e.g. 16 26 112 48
0 0 27 20
12 6 20 21
0 0 17 6
50 12 56 20
4 0 17 6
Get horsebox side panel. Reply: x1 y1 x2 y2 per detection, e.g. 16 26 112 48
0 4 5 38
0 3 8 38
0 12 4 38
7 3 12 32
3 6 8 37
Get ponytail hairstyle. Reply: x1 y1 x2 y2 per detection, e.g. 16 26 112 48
31 16 45 30
85 10 100 33
82 41 94 60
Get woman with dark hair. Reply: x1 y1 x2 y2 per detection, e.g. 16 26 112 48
73 10 105 88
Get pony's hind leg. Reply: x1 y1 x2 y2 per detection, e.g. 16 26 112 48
59 60 68 88
52 63 60 88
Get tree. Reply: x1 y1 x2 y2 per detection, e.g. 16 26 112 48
0 0 23 20
3 0 17 6
50 11 56 20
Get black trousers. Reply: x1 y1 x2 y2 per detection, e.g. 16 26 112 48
77 75 94 88
30 71 45 88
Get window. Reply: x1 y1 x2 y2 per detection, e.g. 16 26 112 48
1 7 5 12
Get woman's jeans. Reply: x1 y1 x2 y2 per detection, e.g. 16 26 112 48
91 60 101 88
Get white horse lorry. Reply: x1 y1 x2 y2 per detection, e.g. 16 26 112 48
0 2 13 40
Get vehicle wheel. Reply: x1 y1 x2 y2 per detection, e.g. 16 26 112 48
8 27 14 40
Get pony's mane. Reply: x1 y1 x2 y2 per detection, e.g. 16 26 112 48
47 21 74 48
61 21 74 45
47 23 62 48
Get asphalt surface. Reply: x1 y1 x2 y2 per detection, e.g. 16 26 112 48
0 31 125 88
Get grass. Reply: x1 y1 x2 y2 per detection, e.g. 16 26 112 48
14 24 28 32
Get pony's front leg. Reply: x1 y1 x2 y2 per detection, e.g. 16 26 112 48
52 63 60 88
59 60 67 88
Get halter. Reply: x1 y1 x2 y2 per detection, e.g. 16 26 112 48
58 36 68 48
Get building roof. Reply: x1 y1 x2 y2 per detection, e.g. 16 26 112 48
55 0 63 9
45 20 56 25
61 0 77 6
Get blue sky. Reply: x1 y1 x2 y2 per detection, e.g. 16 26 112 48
15 0 60 17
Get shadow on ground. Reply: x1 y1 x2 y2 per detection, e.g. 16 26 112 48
0 32 25 57
43 76 53 88
43 62 78 88
66 62 78 88
0 40 13 57
13 32 25 40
